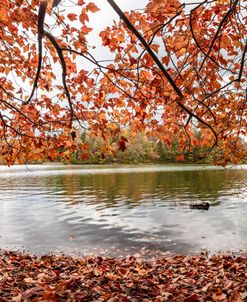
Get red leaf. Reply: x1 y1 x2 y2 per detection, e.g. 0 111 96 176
119 136 128 152
67 13 77 21
184 294 200 302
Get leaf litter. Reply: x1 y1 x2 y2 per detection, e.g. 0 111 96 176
0 250 246 301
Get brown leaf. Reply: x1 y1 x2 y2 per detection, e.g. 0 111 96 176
212 288 227 302
184 293 200 302
229 290 243 302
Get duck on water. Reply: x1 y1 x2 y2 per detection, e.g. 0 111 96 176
190 202 210 210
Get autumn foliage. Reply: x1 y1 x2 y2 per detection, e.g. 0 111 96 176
0 251 247 301
0 0 246 165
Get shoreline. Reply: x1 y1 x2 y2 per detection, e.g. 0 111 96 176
1 250 246 301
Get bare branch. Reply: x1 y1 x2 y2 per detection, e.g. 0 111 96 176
23 0 47 105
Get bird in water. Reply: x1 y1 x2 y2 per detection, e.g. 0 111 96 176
190 202 210 210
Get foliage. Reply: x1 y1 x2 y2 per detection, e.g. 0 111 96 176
69 130 157 164
0 0 246 165
0 251 246 301
116 132 157 163
67 130 246 165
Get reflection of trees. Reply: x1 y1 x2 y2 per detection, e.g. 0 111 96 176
44 167 247 208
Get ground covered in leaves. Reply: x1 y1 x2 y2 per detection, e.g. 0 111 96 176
0 251 246 301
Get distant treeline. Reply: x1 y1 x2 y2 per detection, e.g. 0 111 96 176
66 131 238 165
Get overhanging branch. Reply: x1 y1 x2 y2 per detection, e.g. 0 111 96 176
23 0 47 105
106 0 218 145
106 0 183 98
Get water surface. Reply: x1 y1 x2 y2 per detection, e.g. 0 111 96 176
0 164 246 256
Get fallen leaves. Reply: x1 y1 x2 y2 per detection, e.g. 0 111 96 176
0 251 246 301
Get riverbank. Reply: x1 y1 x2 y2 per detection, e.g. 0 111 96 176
0 251 246 301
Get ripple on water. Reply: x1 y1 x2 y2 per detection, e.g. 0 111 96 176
0 164 246 256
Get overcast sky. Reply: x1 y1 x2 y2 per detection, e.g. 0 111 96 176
62 0 149 45
83 0 149 61
56 0 204 68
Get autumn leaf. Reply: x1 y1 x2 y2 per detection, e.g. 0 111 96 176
86 2 100 13
67 13 77 21
0 7 9 25
119 136 128 152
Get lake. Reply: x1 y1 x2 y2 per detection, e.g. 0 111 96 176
0 164 246 257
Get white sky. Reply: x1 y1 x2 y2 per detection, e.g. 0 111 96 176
85 0 149 29
83 0 149 61
61 0 203 67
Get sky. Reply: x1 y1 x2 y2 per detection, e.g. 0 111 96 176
82 0 149 62
61 0 149 45
84 0 149 30
62 0 204 68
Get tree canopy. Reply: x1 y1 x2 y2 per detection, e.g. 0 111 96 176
0 0 246 165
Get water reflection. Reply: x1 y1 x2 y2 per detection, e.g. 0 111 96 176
0 164 246 256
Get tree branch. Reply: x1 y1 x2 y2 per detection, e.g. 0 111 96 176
199 0 239 71
106 0 183 98
238 40 247 82
44 31 74 126
23 0 47 105
106 0 218 145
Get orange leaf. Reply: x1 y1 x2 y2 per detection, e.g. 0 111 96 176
67 13 77 21
86 2 100 13
0 8 9 25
